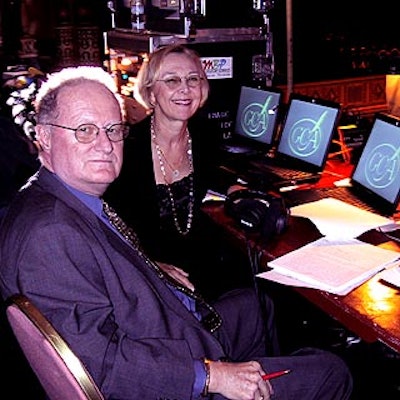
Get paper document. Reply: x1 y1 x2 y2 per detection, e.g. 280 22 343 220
380 265 400 288
257 237 400 295
290 198 392 238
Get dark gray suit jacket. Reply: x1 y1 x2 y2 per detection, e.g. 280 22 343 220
0 168 354 400
0 167 227 399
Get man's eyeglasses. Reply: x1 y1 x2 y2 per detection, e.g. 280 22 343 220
156 74 204 90
46 123 130 144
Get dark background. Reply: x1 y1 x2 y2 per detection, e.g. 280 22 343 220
0 0 399 83
1 2 400 399
271 0 399 82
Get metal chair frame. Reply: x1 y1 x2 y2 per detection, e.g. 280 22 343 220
6 294 104 400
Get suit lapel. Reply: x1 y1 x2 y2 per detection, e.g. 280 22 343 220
38 168 206 327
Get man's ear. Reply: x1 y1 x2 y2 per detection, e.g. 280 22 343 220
35 124 51 151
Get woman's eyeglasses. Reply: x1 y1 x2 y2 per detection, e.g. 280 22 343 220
156 74 204 90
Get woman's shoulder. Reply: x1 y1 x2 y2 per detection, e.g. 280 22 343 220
128 116 151 138
124 117 151 152
189 115 220 146
190 115 222 157
189 113 215 132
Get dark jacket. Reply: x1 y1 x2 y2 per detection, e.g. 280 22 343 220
0 167 226 399
0 158 354 400
105 115 253 300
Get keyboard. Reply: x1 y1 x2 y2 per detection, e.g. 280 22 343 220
249 159 321 186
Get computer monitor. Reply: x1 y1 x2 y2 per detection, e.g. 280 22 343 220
276 93 341 171
235 86 281 145
351 112 400 207
222 86 282 155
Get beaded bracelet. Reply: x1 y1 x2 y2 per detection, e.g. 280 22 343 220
202 358 211 397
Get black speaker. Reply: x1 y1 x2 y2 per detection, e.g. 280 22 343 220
224 189 290 238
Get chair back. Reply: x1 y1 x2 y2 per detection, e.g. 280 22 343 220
6 294 104 400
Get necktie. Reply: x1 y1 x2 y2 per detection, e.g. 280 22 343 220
102 200 141 249
101 199 222 332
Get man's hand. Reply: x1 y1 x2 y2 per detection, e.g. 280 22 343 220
208 360 273 400
156 262 195 291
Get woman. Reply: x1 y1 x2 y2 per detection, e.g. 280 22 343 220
105 44 254 301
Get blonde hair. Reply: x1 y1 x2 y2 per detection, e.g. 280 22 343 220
134 44 210 110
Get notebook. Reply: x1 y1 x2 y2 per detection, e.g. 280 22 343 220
221 85 282 156
283 113 400 217
248 93 341 187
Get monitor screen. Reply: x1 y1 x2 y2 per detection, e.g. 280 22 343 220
234 86 281 146
352 113 400 204
277 94 341 168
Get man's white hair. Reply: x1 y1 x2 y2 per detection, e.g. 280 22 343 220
35 66 125 116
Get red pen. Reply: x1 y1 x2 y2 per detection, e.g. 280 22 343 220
262 369 291 380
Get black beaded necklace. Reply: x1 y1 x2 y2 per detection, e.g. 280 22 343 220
151 116 194 236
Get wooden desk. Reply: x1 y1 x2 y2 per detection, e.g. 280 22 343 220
203 159 400 353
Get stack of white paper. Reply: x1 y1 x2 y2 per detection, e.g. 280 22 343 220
380 266 400 288
258 237 400 296
290 198 393 239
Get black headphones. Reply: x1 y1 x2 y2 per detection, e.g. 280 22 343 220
224 189 290 239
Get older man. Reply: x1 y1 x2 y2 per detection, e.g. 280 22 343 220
0 66 352 400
